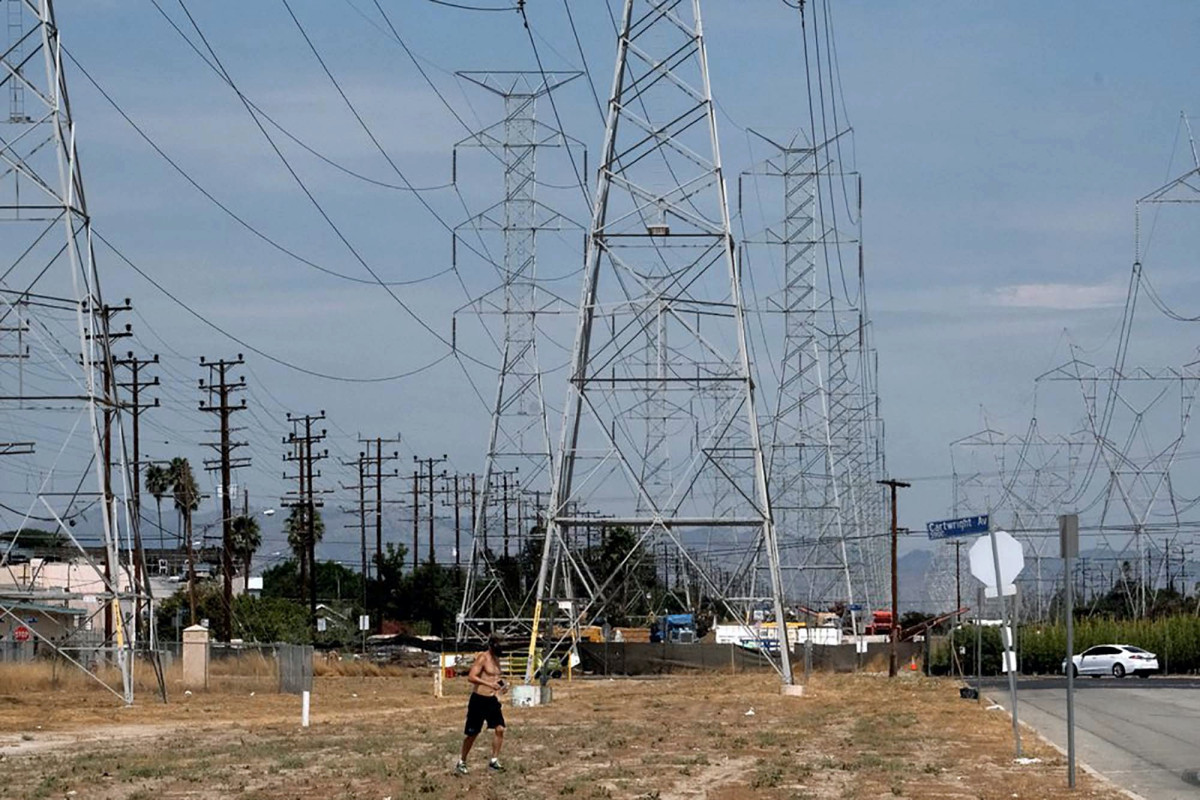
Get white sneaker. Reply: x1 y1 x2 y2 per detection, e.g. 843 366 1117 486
454 760 468 776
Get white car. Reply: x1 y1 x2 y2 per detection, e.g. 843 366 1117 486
1062 644 1159 679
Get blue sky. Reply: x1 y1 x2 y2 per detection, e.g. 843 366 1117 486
24 1 1200 568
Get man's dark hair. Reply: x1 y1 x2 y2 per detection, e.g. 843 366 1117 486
487 634 503 656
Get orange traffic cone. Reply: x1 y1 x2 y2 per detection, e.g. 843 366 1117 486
909 655 918 671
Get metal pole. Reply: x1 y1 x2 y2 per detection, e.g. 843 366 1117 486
988 528 1021 757
1066 552 1076 788
954 541 962 618
975 586 982 706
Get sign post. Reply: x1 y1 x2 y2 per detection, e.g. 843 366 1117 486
1059 513 1079 789
989 528 1021 757
969 529 1025 758
975 587 983 706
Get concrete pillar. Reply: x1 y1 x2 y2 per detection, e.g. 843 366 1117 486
182 624 209 690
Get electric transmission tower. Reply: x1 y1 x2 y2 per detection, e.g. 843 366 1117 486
740 131 864 627
452 71 583 642
0 0 157 703
530 0 794 684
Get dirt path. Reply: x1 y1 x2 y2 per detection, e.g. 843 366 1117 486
0 672 1129 799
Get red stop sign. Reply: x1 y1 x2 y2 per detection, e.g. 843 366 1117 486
13 626 30 642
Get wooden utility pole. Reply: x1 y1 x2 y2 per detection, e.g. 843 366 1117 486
200 355 249 642
470 473 480 553
878 478 911 678
448 474 463 567
411 470 420 569
284 412 329 629
114 350 159 640
93 300 131 649
414 455 448 565
339 452 369 609
489 467 519 558
358 435 400 573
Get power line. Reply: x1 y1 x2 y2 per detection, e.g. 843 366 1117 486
95 229 453 384
174 0 491 371
145 0 454 195
61 46 453 289
424 0 518 10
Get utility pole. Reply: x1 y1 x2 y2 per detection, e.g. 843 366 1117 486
0 299 31 402
489 467 519 558
200 355 249 642
878 478 911 678
340 451 369 610
470 473 479 554
358 435 400 574
415 455 449 565
441 474 468 568
114 351 160 542
411 469 420 569
91 299 131 649
114 350 159 641
284 412 329 629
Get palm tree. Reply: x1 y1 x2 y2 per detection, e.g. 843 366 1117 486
169 457 201 624
284 505 325 602
229 514 262 592
144 463 171 551
285 506 308 600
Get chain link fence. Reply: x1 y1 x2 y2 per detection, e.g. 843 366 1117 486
278 644 314 694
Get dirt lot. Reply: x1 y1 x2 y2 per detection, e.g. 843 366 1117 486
0 667 1126 800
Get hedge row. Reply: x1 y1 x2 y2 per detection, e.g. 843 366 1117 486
932 614 1200 676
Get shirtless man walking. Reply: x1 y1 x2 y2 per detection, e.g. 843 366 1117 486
455 635 507 775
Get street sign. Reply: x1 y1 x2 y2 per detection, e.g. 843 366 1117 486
13 626 30 642
848 603 863 612
1059 514 1079 559
358 615 370 632
968 529 1025 595
926 514 989 540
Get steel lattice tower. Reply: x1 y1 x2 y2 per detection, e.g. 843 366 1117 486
529 0 794 684
0 0 147 702
454 71 582 642
741 132 862 621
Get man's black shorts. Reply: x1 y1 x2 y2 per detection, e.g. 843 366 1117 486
464 692 505 736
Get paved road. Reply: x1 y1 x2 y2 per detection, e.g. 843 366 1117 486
984 677 1200 799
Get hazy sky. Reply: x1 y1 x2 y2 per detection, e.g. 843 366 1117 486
19 1 1200 569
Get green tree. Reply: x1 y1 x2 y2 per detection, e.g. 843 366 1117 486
0 527 66 549
230 514 262 592
582 527 661 626
283 506 324 603
143 463 172 550
262 559 301 600
397 562 461 637
263 558 363 605
168 457 201 624
156 583 312 644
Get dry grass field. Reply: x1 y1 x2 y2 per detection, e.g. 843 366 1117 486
0 663 1126 800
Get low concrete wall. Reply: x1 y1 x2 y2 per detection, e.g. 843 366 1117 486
578 641 777 675
577 640 926 676
800 641 923 674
